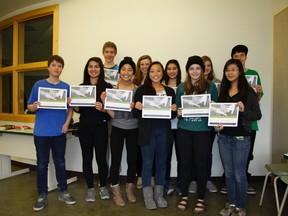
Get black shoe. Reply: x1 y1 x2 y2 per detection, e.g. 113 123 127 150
247 186 256 195
220 186 227 195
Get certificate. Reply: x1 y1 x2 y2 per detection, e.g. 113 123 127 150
104 68 119 86
245 75 258 92
70 85 96 106
181 94 211 117
38 87 67 109
142 95 172 119
104 89 133 111
208 103 239 127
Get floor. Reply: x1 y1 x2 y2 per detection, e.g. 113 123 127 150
0 165 287 216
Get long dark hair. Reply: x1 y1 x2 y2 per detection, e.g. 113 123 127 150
219 59 250 103
163 59 182 86
143 61 164 95
82 57 107 101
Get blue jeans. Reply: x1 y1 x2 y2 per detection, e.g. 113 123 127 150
218 134 250 209
34 135 67 195
141 127 168 187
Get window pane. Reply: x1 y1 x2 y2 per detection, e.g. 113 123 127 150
0 73 13 113
18 70 49 114
0 26 13 67
18 15 53 64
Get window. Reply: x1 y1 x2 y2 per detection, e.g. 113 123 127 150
0 5 58 122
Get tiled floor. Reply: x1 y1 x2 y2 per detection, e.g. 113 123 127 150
0 166 287 216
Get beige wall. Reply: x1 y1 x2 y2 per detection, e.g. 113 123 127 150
273 0 288 14
1 0 277 176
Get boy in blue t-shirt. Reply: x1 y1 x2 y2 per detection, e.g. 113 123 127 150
27 55 76 211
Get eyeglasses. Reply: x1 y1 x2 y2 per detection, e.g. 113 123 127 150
225 68 239 73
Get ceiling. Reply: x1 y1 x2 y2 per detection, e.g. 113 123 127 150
0 0 50 19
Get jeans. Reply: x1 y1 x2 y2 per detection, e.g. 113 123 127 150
218 134 250 209
34 135 67 195
141 127 168 187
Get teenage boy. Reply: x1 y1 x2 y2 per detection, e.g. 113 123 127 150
102 41 119 87
28 55 76 211
220 45 263 195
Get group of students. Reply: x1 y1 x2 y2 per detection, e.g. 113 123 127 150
27 42 263 216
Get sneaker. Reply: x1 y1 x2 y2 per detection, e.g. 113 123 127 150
247 185 256 195
206 180 218 192
86 188 96 202
58 191 76 205
33 194 48 211
219 203 236 216
220 186 227 195
99 186 110 200
188 181 197 193
164 181 174 196
232 208 246 216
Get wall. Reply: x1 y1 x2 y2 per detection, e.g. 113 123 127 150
1 0 275 176
273 6 288 163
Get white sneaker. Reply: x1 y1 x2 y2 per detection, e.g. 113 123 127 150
86 188 96 202
206 180 217 192
188 181 197 193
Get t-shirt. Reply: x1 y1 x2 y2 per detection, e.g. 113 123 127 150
27 79 70 136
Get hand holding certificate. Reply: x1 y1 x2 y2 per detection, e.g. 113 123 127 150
142 95 172 119
208 103 239 127
38 87 67 109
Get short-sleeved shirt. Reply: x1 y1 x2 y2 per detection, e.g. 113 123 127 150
27 79 70 136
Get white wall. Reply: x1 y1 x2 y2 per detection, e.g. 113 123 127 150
58 0 274 176
1 0 279 176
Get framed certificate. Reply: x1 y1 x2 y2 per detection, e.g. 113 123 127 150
181 94 211 117
208 103 239 127
104 68 119 86
70 85 96 106
38 87 67 109
142 95 172 119
104 89 133 111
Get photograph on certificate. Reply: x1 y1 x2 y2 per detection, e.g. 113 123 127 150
70 85 96 106
214 82 221 95
181 94 211 117
38 87 67 109
142 96 172 119
208 103 239 127
245 75 258 92
104 68 119 86
104 89 132 111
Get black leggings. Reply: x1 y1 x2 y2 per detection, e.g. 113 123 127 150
177 129 215 199
109 126 138 185
79 121 108 188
